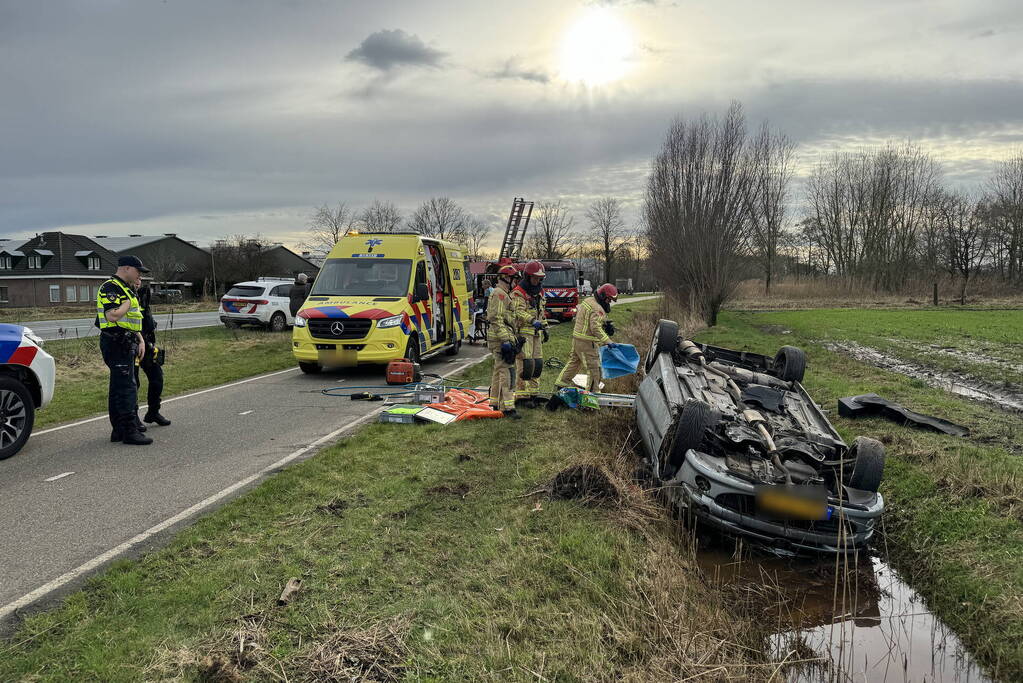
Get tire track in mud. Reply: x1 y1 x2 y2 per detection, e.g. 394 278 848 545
822 341 1023 412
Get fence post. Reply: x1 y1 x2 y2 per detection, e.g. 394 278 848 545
932 282 938 306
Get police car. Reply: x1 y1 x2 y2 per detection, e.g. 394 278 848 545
219 278 295 332
0 323 56 460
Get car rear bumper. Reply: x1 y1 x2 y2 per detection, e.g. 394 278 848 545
665 449 883 554
220 315 267 326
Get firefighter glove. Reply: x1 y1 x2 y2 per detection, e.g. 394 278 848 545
602 320 616 337
541 329 549 343
532 320 544 330
500 341 517 364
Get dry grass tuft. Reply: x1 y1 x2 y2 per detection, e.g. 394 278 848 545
294 616 411 683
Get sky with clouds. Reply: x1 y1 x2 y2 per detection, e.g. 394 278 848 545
2 0 1021 248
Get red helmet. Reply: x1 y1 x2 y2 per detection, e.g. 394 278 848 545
596 283 618 301
498 264 519 278
523 261 545 278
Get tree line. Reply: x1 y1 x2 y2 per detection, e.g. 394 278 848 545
645 102 1023 325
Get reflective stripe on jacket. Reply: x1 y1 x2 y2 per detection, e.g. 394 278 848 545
510 286 545 334
572 297 610 344
97 278 144 332
485 284 516 343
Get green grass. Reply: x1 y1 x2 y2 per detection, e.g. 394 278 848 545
694 310 1023 680
1 299 779 682
1 301 218 324
752 308 1023 386
37 326 295 428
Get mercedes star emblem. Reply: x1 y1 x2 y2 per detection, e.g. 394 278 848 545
330 321 345 336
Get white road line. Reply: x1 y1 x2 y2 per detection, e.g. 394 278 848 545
238 410 253 416
31 367 299 437
0 352 488 622
43 472 75 482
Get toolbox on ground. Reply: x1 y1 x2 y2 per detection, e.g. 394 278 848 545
386 358 422 384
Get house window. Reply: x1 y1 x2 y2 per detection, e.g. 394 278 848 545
88 256 101 270
28 256 42 269
92 286 100 299
66 285 78 302
80 285 90 301
49 285 60 303
0 256 11 269
0 286 8 303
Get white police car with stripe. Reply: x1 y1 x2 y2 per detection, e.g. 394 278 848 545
0 323 56 460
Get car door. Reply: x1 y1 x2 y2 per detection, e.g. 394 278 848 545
271 284 293 323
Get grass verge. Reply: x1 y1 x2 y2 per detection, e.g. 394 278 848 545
1 299 786 682
694 309 1023 680
1 300 219 324
36 325 295 428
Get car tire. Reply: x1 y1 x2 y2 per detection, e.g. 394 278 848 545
445 340 461 356
773 345 807 383
269 312 287 333
0 376 35 461
224 320 239 329
405 336 421 365
645 319 680 374
665 399 713 474
299 362 321 375
844 436 885 493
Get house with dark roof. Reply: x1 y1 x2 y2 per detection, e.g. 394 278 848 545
93 233 212 295
0 232 120 308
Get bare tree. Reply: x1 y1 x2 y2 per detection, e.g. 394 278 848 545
745 123 795 294
147 245 183 289
358 200 403 233
586 197 629 284
525 200 577 260
210 235 274 285
462 215 490 260
406 197 469 241
304 202 356 255
937 190 990 304
985 152 1023 283
645 102 757 326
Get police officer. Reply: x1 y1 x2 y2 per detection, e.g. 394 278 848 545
511 261 548 408
555 283 618 393
486 264 521 418
97 256 152 445
133 279 171 428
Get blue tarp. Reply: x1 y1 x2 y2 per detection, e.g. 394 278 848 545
600 343 640 379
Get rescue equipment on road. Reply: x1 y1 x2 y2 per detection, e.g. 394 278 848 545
386 358 422 384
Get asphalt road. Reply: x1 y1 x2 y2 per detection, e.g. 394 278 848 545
0 344 489 623
22 311 222 341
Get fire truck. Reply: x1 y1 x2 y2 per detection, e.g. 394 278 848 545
470 198 582 321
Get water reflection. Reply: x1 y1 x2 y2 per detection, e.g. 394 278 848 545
697 549 990 682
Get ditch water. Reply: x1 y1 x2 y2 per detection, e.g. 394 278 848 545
698 549 991 682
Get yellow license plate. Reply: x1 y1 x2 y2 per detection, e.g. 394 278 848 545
756 486 829 521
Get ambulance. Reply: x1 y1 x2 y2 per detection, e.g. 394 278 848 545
292 233 472 373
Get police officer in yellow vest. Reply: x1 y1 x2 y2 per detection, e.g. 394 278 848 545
96 256 152 445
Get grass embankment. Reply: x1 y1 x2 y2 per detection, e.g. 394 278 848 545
1 300 219 324
2 300 783 682
695 309 1023 680
37 326 294 428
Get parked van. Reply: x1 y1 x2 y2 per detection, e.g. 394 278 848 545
292 233 471 373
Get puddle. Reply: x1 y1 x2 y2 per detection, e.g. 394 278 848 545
880 339 1023 377
824 341 1023 413
698 550 991 682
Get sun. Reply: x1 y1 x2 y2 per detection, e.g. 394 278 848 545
558 8 634 87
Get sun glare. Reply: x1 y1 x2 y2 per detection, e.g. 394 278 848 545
558 8 634 87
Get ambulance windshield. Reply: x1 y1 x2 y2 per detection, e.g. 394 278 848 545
311 258 413 297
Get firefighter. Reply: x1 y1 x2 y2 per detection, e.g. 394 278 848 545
555 283 619 393
511 261 547 408
486 264 522 418
96 256 152 445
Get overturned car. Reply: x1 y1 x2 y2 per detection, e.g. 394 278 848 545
636 320 885 555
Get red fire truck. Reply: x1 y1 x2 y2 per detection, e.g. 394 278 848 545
471 258 580 322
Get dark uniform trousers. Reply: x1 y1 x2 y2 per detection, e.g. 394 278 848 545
134 336 164 413
101 331 139 431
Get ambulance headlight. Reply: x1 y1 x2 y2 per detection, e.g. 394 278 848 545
294 316 307 328
377 314 403 329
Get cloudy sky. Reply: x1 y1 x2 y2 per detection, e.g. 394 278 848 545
2 0 1022 249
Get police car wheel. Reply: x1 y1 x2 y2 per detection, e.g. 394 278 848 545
0 376 35 461
269 312 287 333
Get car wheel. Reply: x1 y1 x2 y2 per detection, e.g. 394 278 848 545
269 312 287 333
645 319 680 373
405 336 421 365
445 340 461 356
665 399 713 475
773 345 807 383
299 361 321 375
224 320 239 329
0 376 35 461
843 436 885 493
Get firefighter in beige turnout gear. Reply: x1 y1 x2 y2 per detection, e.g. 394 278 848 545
486 264 522 418
510 261 548 408
555 283 619 392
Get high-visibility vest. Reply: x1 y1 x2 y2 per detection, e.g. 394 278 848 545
96 278 143 332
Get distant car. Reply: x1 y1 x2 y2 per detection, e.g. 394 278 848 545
0 324 56 460
636 319 885 555
153 288 183 300
219 279 294 332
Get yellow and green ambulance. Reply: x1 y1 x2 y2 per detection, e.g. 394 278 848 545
292 232 471 373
